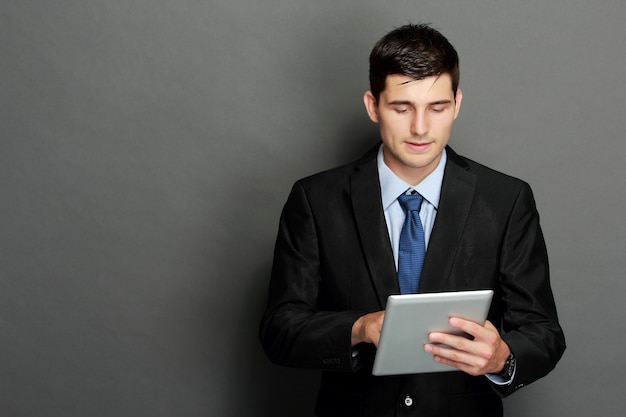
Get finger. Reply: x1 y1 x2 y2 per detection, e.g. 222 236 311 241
428 329 498 363
427 331 473 352
425 341 472 363
448 317 485 338
433 353 483 376
449 318 501 348
424 343 486 374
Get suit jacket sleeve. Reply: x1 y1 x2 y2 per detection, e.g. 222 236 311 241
495 182 565 395
259 180 366 372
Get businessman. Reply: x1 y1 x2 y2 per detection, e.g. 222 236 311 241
260 23 565 417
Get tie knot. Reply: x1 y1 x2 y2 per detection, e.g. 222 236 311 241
398 192 423 213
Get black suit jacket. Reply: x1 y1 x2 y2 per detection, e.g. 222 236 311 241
260 145 565 417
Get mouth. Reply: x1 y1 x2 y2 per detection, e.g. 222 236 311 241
404 141 432 152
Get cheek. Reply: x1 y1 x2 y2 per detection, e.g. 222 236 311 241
381 118 410 138
432 119 455 136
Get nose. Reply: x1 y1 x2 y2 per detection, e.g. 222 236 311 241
410 110 428 137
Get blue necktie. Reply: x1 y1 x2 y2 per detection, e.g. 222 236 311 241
397 192 426 294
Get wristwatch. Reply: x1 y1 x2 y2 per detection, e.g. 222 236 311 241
497 352 516 379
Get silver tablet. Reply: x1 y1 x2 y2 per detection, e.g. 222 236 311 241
372 290 494 376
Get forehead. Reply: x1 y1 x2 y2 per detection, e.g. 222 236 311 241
382 74 455 101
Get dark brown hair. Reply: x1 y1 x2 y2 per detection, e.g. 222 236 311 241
369 23 459 101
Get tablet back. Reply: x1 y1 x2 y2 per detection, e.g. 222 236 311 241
372 290 494 376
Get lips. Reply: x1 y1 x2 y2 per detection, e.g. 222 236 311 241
405 141 432 152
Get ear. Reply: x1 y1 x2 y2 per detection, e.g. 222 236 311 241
363 91 379 123
453 88 463 120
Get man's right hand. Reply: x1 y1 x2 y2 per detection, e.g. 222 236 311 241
351 311 385 347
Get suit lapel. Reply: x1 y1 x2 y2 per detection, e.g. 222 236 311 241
419 148 476 293
350 146 398 308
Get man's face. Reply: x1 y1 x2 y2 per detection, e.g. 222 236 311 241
364 73 462 185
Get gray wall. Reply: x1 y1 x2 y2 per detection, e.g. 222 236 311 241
1 1 624 416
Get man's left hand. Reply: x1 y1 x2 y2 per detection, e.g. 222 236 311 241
424 318 510 376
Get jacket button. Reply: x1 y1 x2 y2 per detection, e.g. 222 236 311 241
404 396 413 407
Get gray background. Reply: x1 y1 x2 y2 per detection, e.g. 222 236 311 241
1 1 624 416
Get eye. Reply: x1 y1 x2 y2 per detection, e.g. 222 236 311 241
430 106 445 113
394 107 409 114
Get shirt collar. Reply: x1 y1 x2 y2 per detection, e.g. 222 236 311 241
377 144 447 211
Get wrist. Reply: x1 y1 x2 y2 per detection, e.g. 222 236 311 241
496 352 516 379
351 316 364 346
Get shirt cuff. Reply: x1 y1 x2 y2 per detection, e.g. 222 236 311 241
485 359 516 386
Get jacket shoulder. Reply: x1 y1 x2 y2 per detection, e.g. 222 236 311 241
295 143 379 191
447 147 528 191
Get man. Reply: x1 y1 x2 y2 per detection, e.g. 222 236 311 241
259 23 565 417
